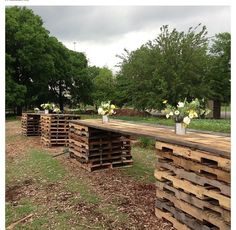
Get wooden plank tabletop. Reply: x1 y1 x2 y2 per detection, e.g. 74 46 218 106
70 119 230 159
22 113 80 117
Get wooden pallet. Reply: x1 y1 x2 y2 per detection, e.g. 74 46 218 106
155 139 231 230
156 180 230 223
41 114 80 147
155 198 228 230
156 187 230 228
69 123 133 171
156 161 230 196
156 142 230 171
156 149 230 184
21 113 41 136
70 152 133 172
155 207 191 230
154 169 230 210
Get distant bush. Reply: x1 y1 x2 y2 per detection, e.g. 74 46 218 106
138 137 155 149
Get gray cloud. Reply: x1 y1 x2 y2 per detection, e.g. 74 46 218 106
28 6 230 43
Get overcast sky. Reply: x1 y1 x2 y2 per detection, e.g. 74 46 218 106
28 6 230 72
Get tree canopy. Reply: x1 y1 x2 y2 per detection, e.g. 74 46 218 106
6 7 230 116
116 25 230 115
5 6 91 113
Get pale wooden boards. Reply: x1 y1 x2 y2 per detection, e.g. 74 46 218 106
155 141 230 230
41 114 80 147
69 123 133 172
70 119 230 158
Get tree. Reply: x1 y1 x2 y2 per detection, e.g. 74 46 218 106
6 6 51 114
116 25 210 110
68 50 93 108
92 67 116 106
6 54 27 109
6 6 91 112
208 33 231 118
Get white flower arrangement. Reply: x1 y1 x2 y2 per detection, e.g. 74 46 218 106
163 98 210 126
40 103 55 110
98 101 116 116
53 107 61 114
34 107 40 113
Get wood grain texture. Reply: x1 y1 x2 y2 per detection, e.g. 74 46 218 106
154 170 230 210
156 142 230 170
156 161 230 196
155 199 215 230
156 149 230 184
155 198 226 230
70 119 230 158
155 208 191 230
155 180 230 223
41 114 80 147
21 113 41 136
156 188 230 229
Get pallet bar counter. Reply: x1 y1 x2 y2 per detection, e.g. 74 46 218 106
40 114 80 147
21 113 41 136
68 119 230 229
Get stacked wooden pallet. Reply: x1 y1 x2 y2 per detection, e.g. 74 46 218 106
69 122 133 171
21 113 41 136
41 114 80 147
155 141 230 230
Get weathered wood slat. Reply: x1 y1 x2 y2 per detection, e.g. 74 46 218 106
21 113 41 136
154 170 230 210
41 114 80 147
155 180 230 223
156 187 230 228
156 149 230 184
155 208 191 230
69 123 133 171
156 161 230 196
70 119 230 158
155 198 224 230
156 142 230 171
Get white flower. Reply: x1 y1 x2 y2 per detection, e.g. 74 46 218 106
174 110 180 115
189 110 198 119
189 113 194 119
98 107 103 115
166 114 170 119
53 108 61 113
169 112 173 116
98 101 116 116
177 102 185 108
109 109 114 115
183 116 191 125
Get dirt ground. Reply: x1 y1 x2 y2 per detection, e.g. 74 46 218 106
6 120 173 230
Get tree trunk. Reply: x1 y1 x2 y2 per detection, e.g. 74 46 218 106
59 81 64 111
16 106 22 116
213 100 221 119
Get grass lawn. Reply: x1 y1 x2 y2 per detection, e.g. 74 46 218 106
6 120 163 229
80 114 231 133
6 148 131 229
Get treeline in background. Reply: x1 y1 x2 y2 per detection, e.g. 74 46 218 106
6 7 231 119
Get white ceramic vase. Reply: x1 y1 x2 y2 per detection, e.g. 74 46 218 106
102 115 109 123
175 122 186 135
